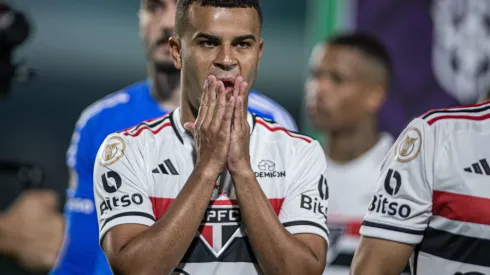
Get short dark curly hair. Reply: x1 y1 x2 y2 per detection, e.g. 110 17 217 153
175 0 262 36
326 32 393 87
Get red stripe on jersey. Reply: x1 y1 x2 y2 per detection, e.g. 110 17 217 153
256 120 312 143
199 225 213 247
150 197 285 219
427 113 490 125
420 100 490 118
124 122 172 137
432 190 490 225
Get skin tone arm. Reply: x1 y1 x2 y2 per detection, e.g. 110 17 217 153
350 236 414 275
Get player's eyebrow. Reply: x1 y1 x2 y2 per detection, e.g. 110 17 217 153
232 35 256 42
194 33 221 42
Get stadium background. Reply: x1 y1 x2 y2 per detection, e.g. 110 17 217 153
1 0 489 205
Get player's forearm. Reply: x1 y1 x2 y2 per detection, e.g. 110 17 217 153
233 171 324 275
110 167 216 275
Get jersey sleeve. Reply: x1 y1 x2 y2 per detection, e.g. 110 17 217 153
93 133 155 245
271 107 298 132
51 117 102 275
360 118 435 245
279 140 330 244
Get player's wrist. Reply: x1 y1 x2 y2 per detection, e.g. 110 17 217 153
193 163 222 183
229 165 255 180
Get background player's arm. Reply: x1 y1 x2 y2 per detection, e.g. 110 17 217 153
350 237 414 275
50 119 105 275
351 118 435 275
233 141 329 275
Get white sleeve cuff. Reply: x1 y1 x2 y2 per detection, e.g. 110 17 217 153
99 211 155 245
282 220 330 245
360 220 425 245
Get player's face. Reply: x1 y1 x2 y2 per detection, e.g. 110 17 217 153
170 4 263 109
139 0 177 66
305 44 380 131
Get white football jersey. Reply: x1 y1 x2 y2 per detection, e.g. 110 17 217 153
360 100 490 274
325 133 393 275
93 107 330 275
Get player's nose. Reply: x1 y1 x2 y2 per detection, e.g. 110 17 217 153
213 45 238 72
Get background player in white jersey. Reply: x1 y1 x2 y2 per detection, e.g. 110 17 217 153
305 33 394 274
351 99 490 274
93 0 329 274
478 89 490 103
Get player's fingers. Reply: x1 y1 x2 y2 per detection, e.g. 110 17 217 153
29 190 59 210
195 79 210 129
211 81 227 131
202 76 218 128
220 96 235 133
235 81 248 131
233 76 242 99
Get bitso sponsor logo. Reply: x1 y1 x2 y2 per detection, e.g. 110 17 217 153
255 160 286 178
368 169 411 218
99 193 144 215
101 171 122 193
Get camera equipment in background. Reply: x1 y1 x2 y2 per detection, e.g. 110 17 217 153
0 2 35 98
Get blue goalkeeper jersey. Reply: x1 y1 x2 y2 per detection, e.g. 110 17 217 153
50 80 297 275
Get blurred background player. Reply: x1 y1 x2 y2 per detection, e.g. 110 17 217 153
50 0 297 274
351 99 490 274
304 33 394 275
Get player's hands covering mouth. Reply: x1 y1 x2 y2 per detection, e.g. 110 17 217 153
184 75 251 177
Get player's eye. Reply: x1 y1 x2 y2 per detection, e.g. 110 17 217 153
329 72 344 84
199 40 218 48
147 0 164 12
235 42 251 49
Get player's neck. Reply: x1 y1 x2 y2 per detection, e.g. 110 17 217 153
325 117 380 164
179 89 197 129
148 66 181 111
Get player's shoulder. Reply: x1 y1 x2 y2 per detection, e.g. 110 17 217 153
252 114 319 151
114 109 182 147
416 100 490 135
75 81 148 130
248 90 295 124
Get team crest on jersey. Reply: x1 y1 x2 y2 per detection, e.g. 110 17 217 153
395 127 422 163
99 136 126 166
432 0 490 103
198 202 243 256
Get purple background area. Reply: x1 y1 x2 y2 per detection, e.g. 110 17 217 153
356 0 459 136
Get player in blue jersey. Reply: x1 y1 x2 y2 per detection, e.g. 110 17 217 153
50 1 297 274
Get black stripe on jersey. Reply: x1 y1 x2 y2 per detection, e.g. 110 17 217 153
251 113 257 133
181 237 257 263
422 104 490 120
100 211 155 232
282 220 330 237
170 111 184 144
130 116 169 134
361 221 425 235
419 227 490 267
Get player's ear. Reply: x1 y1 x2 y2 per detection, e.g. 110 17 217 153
257 38 264 64
169 36 182 69
365 85 386 113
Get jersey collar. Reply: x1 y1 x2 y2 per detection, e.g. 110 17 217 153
171 106 255 145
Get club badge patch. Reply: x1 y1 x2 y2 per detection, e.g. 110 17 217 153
99 136 126 166
395 127 422 163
